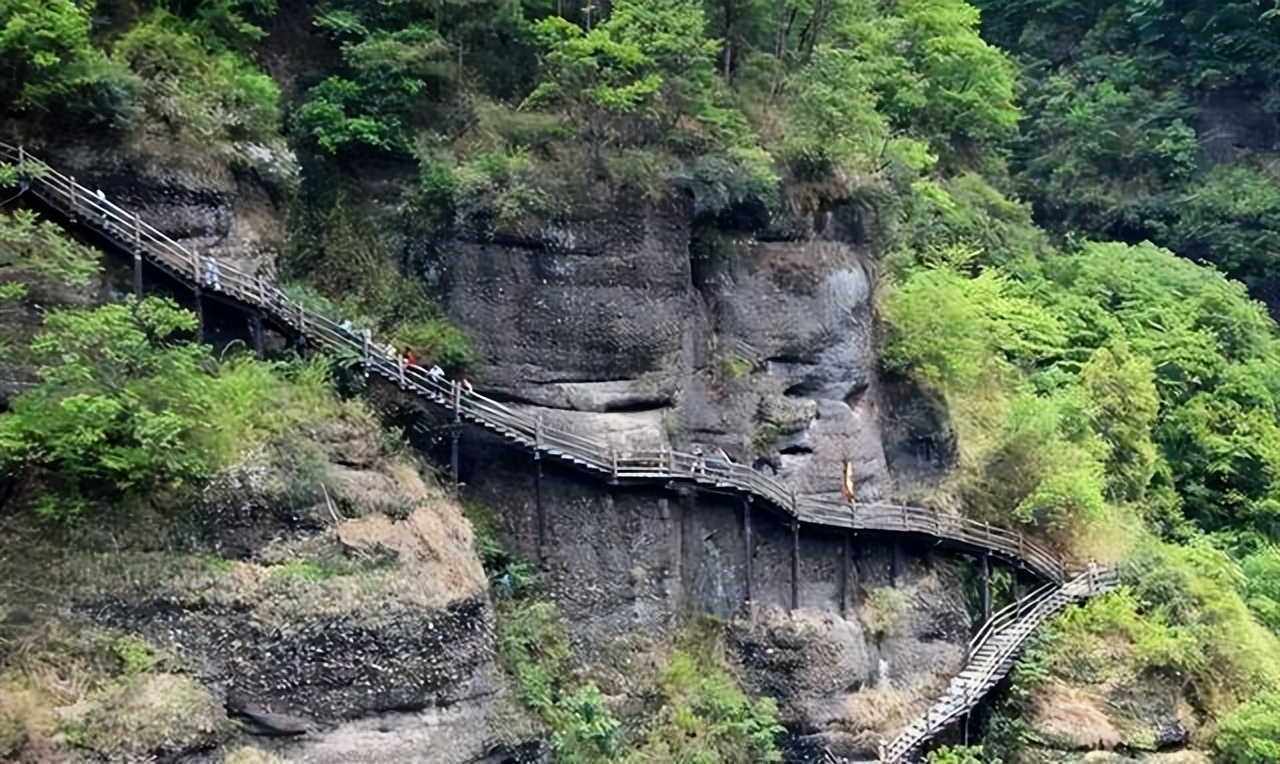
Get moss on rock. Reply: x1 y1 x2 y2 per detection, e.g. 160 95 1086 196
71 673 226 759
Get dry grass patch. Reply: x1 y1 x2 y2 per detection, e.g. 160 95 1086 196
0 615 221 762
837 678 940 743
1030 680 1121 750
68 673 225 758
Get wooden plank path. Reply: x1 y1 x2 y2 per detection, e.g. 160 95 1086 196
879 567 1120 762
0 141 1064 582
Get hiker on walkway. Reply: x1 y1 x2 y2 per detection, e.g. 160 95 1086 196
201 256 221 291
752 454 780 476
399 346 416 388
1087 557 1098 592
427 364 445 382
707 447 732 476
691 444 706 475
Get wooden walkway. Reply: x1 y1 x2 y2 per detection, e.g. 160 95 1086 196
0 140 1067 581
880 567 1120 762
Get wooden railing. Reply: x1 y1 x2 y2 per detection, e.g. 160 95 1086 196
0 141 1066 581
880 567 1120 762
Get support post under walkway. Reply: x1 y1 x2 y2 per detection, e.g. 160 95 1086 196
193 285 204 344
250 310 264 359
450 381 461 497
535 451 546 568
742 498 753 606
980 553 992 623
840 533 852 617
791 521 800 612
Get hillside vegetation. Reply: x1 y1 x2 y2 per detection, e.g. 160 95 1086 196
2 0 1278 761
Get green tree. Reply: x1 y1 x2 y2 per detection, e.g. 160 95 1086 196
0 0 139 126
526 0 726 149
0 209 102 292
114 10 280 147
0 298 219 515
1080 342 1160 503
293 2 454 154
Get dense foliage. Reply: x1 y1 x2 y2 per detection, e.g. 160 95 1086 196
0 295 345 519
972 0 1280 311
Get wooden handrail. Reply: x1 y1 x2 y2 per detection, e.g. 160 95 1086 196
881 568 1119 762
0 141 1070 582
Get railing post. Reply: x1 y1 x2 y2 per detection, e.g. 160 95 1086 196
535 416 543 449
133 212 141 245
611 448 619 482
69 177 76 212
132 252 143 299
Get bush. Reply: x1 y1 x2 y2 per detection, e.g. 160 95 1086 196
0 209 102 291
626 651 783 763
0 0 141 127
0 296 352 520
1047 539 1278 718
1216 691 1280 764
114 10 280 146
926 745 999 764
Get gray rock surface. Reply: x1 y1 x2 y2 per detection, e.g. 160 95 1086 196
462 439 974 757
36 138 292 276
438 193 890 503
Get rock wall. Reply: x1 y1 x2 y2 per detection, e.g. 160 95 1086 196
0 417 513 764
461 434 974 759
32 135 294 278
437 190 890 503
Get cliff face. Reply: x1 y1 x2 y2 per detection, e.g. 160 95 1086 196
437 189 890 502
34 135 294 277
431 191 983 757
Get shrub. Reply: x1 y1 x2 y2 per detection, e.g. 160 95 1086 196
114 10 280 146
0 0 141 127
0 296 354 520
1216 691 1280 764
0 209 102 291
626 651 783 763
926 745 999 764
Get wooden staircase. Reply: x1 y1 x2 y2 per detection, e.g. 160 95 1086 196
880 568 1121 762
